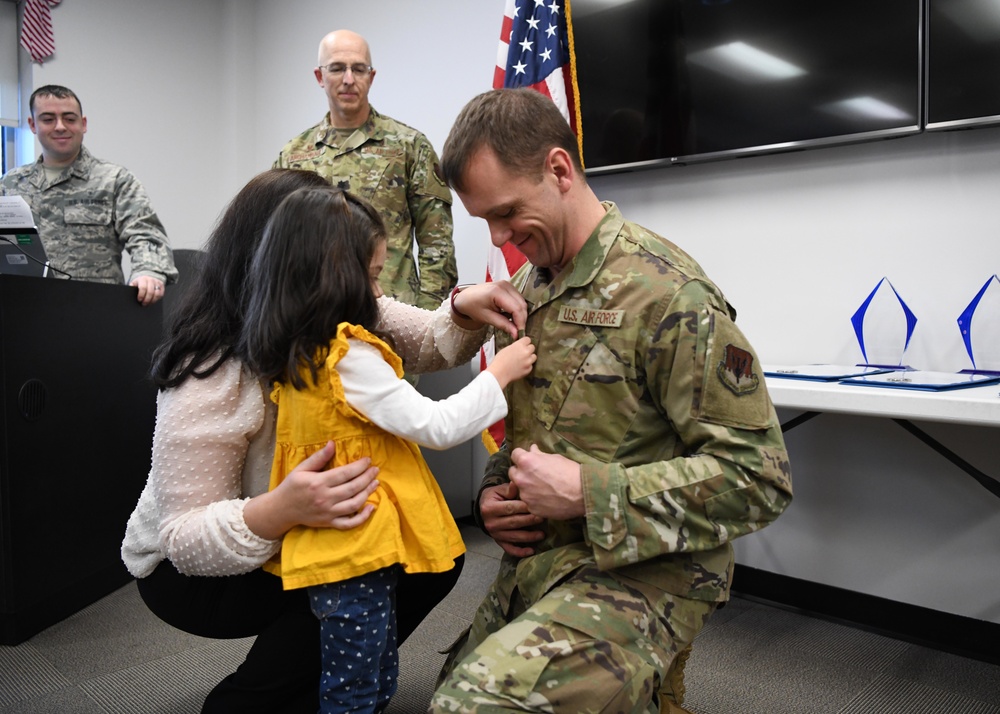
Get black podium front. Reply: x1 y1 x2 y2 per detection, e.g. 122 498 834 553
0 275 161 644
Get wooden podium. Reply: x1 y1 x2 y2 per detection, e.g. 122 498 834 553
0 275 161 644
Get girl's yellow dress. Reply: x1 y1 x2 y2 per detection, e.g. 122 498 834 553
263 323 465 590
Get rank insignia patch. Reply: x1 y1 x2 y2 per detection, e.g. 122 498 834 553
717 344 760 396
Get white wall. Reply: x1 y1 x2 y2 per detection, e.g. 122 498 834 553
32 0 250 250
591 128 1000 373
20 0 1000 622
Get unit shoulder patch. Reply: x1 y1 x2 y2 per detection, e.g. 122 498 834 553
717 343 760 396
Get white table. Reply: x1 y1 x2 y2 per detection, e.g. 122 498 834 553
765 377 1000 427
765 376 1000 498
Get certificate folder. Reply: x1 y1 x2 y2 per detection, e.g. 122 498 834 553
763 364 899 382
838 370 1000 391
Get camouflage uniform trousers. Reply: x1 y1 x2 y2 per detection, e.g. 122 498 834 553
430 566 717 713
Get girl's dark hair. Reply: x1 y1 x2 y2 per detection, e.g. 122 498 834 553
150 169 332 389
238 186 387 389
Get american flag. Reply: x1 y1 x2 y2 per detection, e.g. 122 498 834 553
494 0 579 133
20 0 61 64
481 0 580 454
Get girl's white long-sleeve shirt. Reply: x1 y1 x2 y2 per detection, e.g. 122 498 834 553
336 336 506 450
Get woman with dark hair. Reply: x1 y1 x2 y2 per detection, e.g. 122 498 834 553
121 169 527 713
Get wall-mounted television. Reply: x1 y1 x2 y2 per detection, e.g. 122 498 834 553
925 0 1000 131
572 0 923 175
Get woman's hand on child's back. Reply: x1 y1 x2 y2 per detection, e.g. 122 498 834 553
244 441 380 540
486 336 536 388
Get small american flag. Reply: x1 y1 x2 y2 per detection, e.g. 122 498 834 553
20 0 61 64
481 0 581 454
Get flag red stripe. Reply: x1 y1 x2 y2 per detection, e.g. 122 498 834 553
20 0 60 64
500 14 513 43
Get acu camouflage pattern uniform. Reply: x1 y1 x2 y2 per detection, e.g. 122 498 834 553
274 107 458 310
0 145 177 285
432 203 793 714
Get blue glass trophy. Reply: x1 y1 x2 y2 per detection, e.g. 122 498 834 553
850 277 916 369
957 274 1000 375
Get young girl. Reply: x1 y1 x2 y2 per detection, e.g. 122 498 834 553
239 186 535 714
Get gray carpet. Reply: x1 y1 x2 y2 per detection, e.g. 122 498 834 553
2 525 998 713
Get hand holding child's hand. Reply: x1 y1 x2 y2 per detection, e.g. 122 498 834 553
486 336 536 388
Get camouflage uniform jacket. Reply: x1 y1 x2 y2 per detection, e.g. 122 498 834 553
482 202 793 610
0 146 177 285
274 107 457 309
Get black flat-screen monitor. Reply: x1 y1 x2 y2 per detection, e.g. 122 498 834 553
926 0 1000 130
571 0 922 175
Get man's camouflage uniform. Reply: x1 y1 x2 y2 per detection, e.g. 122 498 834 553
432 203 793 713
274 107 457 310
0 145 177 285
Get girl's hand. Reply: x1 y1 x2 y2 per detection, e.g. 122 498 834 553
244 441 380 540
486 336 536 388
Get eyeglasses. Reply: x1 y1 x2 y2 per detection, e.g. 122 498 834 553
318 63 373 79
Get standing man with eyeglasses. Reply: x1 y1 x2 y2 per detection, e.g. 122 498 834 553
275 29 458 312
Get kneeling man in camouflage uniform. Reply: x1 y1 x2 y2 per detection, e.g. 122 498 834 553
431 88 794 714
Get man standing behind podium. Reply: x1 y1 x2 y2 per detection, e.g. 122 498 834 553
274 30 457 310
0 85 177 306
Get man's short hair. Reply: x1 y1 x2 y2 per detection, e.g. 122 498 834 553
441 88 583 192
29 85 83 117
